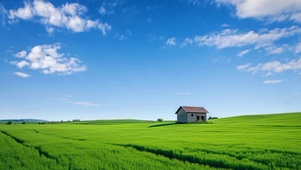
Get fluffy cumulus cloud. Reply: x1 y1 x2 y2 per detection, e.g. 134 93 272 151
12 44 86 75
237 57 301 75
14 72 30 78
215 0 301 23
8 0 111 34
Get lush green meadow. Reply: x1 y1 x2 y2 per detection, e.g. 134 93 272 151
1 113 301 170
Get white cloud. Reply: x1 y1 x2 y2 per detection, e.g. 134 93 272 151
8 0 111 34
216 0 301 23
265 44 288 54
73 101 101 107
237 57 301 75
61 97 101 107
188 0 203 5
0 5 8 26
99 0 125 15
221 24 229 27
98 23 112 36
176 92 191 95
295 42 301 54
236 63 251 70
180 38 193 48
114 34 127 40
14 72 30 78
148 35 165 42
193 26 301 53
15 50 27 58
15 60 29 68
99 6 106 15
11 44 86 75
9 2 33 20
166 37 177 46
237 49 250 57
263 80 284 84
46 27 54 34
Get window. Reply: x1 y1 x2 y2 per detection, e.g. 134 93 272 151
191 114 193 117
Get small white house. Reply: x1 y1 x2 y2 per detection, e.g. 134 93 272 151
175 106 208 123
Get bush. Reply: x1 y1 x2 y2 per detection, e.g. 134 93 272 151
208 116 218 120
22 121 25 124
157 118 163 122
6 120 12 125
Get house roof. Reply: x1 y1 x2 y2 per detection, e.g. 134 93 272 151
175 106 208 114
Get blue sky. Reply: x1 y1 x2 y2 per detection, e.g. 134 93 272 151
1 0 301 121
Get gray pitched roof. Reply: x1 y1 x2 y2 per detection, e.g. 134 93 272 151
175 106 208 114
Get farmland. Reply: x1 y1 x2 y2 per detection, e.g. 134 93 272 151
1 113 301 170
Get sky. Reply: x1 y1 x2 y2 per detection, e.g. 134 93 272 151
1 0 301 121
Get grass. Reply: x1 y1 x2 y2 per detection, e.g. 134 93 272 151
1 112 300 169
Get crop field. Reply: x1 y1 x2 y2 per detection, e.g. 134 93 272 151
1 112 301 170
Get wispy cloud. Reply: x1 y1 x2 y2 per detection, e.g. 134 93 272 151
221 24 229 27
237 49 250 57
7 0 111 34
215 0 301 23
99 0 125 15
175 26 301 55
99 6 106 15
263 80 284 84
113 34 127 40
295 42 301 54
193 26 301 52
0 5 7 26
11 44 86 75
176 92 191 95
180 38 193 48
147 35 165 42
166 37 177 46
237 57 301 75
72 101 101 107
236 63 252 70
14 72 30 78
187 0 203 5
61 97 101 107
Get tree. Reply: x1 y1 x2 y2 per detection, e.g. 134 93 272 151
7 120 12 125
157 118 163 122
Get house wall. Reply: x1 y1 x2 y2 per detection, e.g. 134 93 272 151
177 108 187 123
187 113 207 122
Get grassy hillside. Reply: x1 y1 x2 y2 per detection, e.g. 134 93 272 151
69 119 156 125
1 112 300 169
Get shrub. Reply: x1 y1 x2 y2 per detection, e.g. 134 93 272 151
208 116 218 120
157 118 163 122
22 121 25 124
6 120 12 125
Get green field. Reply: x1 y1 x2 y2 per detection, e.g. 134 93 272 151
1 113 301 170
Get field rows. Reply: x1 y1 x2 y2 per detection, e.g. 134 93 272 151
1 113 301 169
